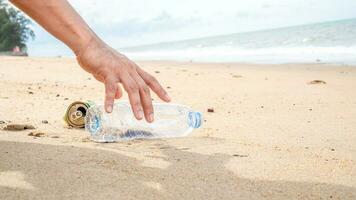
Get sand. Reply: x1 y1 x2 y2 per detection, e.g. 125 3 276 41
0 56 355 199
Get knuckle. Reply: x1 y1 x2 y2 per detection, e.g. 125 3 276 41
133 101 141 109
106 82 115 89
127 83 138 92
140 84 150 94
106 91 115 98
145 105 153 112
146 75 157 84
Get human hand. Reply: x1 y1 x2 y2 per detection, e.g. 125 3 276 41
76 38 171 123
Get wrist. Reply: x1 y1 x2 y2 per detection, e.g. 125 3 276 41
71 27 99 57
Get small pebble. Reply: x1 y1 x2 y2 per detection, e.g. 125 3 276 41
0 121 5 124
28 91 34 94
28 131 45 137
331 148 335 151
51 136 60 139
56 94 60 97
64 98 69 100
154 71 160 74
81 137 91 142
42 120 49 124
3 124 35 131
207 108 215 113
308 80 326 85
233 154 248 158
261 106 264 108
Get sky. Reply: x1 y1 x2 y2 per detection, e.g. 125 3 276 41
24 0 356 56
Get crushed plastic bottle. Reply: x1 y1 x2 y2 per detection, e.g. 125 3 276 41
85 101 202 142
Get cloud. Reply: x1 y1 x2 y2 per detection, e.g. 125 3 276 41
25 0 356 56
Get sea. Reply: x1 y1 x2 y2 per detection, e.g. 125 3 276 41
121 18 356 65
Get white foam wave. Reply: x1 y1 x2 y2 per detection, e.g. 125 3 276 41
123 46 356 64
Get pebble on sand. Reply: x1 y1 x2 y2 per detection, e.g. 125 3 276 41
3 124 35 131
207 108 215 113
232 75 242 78
0 121 5 124
42 120 49 124
308 80 326 84
28 131 45 137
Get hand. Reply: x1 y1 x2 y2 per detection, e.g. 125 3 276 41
76 38 171 123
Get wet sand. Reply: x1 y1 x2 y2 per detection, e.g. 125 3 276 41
0 57 355 199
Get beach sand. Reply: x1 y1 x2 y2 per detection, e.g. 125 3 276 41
0 56 355 199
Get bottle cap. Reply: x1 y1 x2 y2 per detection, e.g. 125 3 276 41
188 112 202 128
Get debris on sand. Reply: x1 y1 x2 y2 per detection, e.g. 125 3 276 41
308 80 326 85
232 75 242 78
155 71 160 74
42 120 49 124
28 131 46 137
81 137 91 142
233 154 248 158
0 121 5 124
3 124 35 131
51 136 60 139
207 108 215 113
28 91 34 94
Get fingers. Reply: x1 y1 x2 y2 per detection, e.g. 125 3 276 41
120 72 144 121
104 77 118 113
115 84 123 99
137 68 171 102
131 73 154 123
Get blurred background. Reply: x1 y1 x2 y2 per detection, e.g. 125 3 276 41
3 0 356 64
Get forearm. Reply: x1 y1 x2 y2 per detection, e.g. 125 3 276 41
10 0 97 55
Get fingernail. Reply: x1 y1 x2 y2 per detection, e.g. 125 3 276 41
106 105 113 113
137 109 144 119
148 113 154 122
165 93 171 101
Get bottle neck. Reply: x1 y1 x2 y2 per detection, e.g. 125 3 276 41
188 112 202 128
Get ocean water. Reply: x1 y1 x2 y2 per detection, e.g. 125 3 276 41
121 18 356 64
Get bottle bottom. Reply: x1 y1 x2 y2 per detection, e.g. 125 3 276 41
90 129 155 143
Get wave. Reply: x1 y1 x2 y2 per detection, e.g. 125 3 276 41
123 46 356 64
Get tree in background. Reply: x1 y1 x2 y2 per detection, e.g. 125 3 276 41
0 0 34 52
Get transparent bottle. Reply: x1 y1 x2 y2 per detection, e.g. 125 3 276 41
85 101 202 142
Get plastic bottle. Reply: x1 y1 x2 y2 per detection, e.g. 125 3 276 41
85 101 202 142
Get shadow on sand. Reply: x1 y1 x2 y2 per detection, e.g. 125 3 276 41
0 141 355 200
